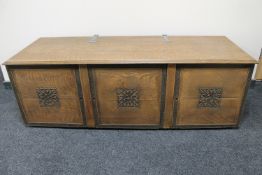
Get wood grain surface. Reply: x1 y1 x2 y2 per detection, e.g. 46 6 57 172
4 36 257 65
163 64 176 128
255 49 262 80
89 65 164 127
175 66 250 126
4 36 256 129
79 65 96 127
176 98 242 125
9 67 84 125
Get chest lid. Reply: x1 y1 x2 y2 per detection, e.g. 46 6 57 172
4 36 257 65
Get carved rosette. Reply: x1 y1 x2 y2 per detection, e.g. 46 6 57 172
198 88 223 108
116 88 139 107
36 88 60 107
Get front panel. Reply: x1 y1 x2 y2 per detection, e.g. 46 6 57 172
89 65 166 128
8 66 85 126
174 65 251 127
7 64 253 129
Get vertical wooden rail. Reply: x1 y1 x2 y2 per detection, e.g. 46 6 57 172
255 49 262 80
79 65 96 127
163 64 176 128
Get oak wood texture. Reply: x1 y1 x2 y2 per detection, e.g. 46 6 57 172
175 66 250 126
4 36 256 129
163 64 176 128
79 65 96 127
4 36 257 65
255 49 262 80
8 67 84 125
89 65 164 127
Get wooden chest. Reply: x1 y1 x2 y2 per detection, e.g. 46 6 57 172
4 36 257 129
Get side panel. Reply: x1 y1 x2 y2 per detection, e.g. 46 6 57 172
255 49 262 80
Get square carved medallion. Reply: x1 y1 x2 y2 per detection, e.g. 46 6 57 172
198 88 223 108
36 88 60 107
116 88 139 107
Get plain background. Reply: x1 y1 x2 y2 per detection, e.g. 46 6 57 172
0 0 262 81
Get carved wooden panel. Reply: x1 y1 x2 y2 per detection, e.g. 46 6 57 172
90 66 164 126
10 67 84 125
175 66 249 126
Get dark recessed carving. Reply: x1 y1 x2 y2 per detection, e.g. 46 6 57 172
198 88 223 108
116 88 139 107
36 88 60 107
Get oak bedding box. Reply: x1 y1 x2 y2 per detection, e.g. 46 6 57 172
4 36 257 129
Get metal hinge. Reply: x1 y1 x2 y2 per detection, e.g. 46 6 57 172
89 34 99 43
162 34 169 43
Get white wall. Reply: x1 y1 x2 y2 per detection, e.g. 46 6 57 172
1 0 262 81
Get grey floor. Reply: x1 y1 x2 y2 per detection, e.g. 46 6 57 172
0 83 262 175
